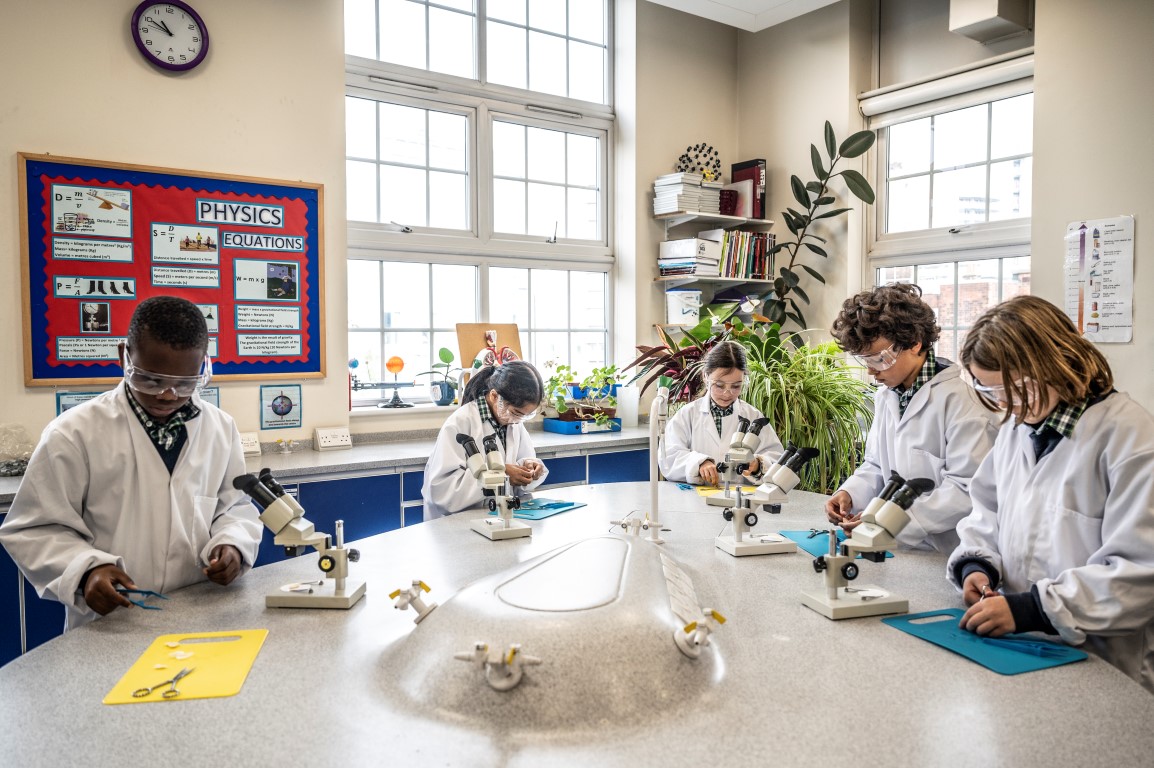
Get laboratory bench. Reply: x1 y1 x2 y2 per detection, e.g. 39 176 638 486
0 482 1151 768
0 427 651 666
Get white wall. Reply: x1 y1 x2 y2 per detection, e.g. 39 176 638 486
1032 0 1154 407
0 0 349 440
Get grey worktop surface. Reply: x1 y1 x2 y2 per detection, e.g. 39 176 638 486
0 426 651 505
1 482 1151 767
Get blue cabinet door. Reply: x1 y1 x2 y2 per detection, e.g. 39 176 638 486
540 455 586 487
588 449 650 484
22 578 64 653
256 474 402 567
1 524 22 666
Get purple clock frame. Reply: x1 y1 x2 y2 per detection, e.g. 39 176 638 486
130 0 210 73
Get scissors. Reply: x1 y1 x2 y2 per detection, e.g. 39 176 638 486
132 667 194 699
115 587 168 610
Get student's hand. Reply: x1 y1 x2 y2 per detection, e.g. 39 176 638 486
741 456 761 481
962 571 996 608
519 458 545 481
82 564 137 616
959 592 1015 637
699 460 719 487
505 463 535 487
825 491 854 524
204 545 243 586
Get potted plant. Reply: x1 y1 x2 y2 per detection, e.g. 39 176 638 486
622 317 724 405
419 347 465 406
542 362 624 432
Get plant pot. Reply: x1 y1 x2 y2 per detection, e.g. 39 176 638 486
429 381 455 406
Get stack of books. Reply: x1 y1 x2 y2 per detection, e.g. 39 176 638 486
719 230 776 280
698 179 723 214
652 172 702 215
658 231 722 276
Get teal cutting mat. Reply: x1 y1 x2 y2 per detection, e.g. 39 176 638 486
488 498 586 520
883 609 1087 675
779 529 893 559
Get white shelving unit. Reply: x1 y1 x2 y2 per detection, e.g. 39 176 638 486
654 211 776 299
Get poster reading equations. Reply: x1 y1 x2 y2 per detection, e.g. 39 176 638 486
19 153 324 385
1063 215 1135 343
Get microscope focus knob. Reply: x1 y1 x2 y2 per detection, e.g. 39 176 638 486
744 512 758 528
488 498 497 512
722 509 734 522
812 556 828 573
318 554 336 573
347 549 361 563
841 563 859 580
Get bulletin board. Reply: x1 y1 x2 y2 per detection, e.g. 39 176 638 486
19 153 325 386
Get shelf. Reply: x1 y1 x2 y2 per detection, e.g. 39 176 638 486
654 211 774 233
654 275 773 292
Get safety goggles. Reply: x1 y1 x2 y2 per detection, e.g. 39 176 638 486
708 379 744 395
495 394 538 423
851 343 899 371
124 352 213 397
967 373 1032 404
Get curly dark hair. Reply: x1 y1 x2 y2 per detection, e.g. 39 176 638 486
127 295 209 352
830 283 939 354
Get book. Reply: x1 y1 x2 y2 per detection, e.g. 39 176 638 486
731 159 766 219
720 179 753 218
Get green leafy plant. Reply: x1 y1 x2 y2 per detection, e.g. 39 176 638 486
418 347 465 388
543 362 623 426
623 318 723 403
760 121 876 329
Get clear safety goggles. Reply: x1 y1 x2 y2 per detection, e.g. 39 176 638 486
851 343 899 371
124 352 213 397
708 379 744 395
496 394 538 423
967 373 1033 404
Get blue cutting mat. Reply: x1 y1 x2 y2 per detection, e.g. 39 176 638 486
883 609 1087 675
487 498 586 520
779 529 893 559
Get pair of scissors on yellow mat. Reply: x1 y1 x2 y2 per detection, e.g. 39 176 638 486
132 667 194 699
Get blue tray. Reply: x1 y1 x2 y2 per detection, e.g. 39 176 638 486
488 498 587 520
779 529 893 559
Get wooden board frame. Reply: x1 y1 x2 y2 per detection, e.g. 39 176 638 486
19 152 325 386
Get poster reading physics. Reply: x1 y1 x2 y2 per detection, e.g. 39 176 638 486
19 153 325 385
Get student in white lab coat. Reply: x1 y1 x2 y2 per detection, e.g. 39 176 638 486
825 284 998 551
659 341 784 485
422 360 548 519
947 295 1154 694
0 296 262 629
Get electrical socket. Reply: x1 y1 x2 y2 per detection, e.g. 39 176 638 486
313 426 353 451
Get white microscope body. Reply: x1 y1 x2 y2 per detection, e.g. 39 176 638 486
714 442 820 557
706 416 769 508
458 433 532 541
800 471 934 619
233 469 366 609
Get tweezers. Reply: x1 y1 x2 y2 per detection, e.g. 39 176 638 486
115 587 169 610
979 636 1069 658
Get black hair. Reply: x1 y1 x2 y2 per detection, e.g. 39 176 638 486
461 360 543 408
702 340 747 377
127 296 209 352
830 283 940 355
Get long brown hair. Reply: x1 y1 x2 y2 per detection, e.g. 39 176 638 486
961 295 1113 423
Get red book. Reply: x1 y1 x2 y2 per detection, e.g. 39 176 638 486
731 159 766 220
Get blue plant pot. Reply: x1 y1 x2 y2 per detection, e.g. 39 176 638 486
429 381 455 406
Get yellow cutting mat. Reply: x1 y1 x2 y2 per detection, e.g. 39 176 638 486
696 485 758 497
103 629 268 705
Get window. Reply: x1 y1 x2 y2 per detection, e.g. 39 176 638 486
344 1 614 407
863 55 1033 338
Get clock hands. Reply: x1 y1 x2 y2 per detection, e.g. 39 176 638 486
144 16 174 36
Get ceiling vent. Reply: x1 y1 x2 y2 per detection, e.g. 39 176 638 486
950 0 1030 43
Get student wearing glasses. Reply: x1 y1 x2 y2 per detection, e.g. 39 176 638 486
659 340 784 486
422 360 549 519
825 283 999 551
948 295 1154 694
0 296 261 629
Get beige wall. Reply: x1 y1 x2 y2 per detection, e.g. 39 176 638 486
0 0 350 440
1032 0 1154 406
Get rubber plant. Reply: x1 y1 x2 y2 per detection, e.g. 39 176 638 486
760 121 876 329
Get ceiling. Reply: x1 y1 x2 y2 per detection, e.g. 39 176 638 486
645 0 842 33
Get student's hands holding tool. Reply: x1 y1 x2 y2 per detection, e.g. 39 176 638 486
83 564 139 615
698 459 719 487
825 490 861 531
519 457 545 481
959 572 1016 636
203 544 243 585
740 456 762 481
504 463 536 487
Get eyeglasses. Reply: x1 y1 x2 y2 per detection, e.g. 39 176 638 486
708 380 744 394
967 374 1032 404
851 343 899 371
124 352 212 397
496 395 538 423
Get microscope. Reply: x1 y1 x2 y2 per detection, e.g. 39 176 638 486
458 433 532 541
800 471 934 619
714 442 820 557
232 469 366 608
706 416 771 508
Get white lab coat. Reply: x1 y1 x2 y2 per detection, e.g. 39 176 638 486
947 391 1154 693
422 401 548 520
0 384 262 629
659 396 784 484
838 365 999 552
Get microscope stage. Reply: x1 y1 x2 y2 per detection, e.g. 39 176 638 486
470 517 533 540
800 585 908 619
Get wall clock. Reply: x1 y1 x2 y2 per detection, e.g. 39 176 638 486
131 1 210 72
